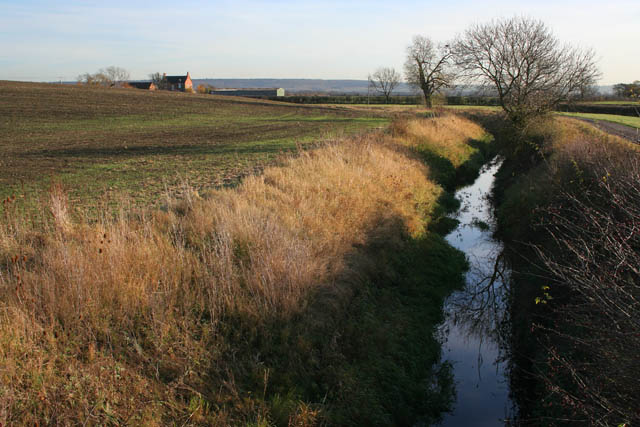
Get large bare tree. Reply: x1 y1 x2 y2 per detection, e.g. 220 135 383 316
77 66 130 87
454 17 600 126
149 72 169 90
368 67 401 103
404 36 454 108
102 66 130 86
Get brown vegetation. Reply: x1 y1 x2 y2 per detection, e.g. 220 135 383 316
392 113 487 167
495 116 640 426
0 113 487 424
532 137 640 425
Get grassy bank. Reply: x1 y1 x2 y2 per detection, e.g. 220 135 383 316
0 112 491 424
492 117 640 425
390 113 496 223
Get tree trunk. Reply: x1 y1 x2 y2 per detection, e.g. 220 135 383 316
423 92 433 108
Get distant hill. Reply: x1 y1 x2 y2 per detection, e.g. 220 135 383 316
193 79 616 97
598 85 614 95
192 78 415 95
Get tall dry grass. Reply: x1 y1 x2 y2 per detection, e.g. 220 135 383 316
0 114 486 424
391 114 487 167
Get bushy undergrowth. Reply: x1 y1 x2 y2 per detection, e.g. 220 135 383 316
493 117 640 425
0 114 487 424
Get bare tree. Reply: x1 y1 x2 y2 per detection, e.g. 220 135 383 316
149 72 168 90
404 36 454 108
102 66 129 86
454 17 600 126
529 140 640 425
77 71 111 87
368 67 401 103
77 72 101 86
77 66 130 87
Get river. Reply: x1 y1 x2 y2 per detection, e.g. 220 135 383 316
439 157 515 426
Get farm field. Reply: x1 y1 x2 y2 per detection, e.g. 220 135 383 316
0 94 493 423
557 111 640 129
322 103 501 114
317 104 432 116
324 103 425 110
443 105 501 111
587 100 640 105
0 81 387 212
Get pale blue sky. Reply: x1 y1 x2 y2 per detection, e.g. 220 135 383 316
1 0 638 84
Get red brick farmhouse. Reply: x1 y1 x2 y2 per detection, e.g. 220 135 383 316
164 72 192 91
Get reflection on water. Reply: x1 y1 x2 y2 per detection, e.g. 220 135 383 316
439 158 515 426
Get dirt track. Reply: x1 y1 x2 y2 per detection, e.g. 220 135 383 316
578 118 640 144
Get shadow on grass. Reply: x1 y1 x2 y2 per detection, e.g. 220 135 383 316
200 216 468 426
417 137 495 193
416 136 496 236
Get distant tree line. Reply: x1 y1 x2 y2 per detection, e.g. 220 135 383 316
274 94 500 106
613 80 640 98
276 95 421 105
556 102 640 117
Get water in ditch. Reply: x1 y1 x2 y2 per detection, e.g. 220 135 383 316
439 157 515 426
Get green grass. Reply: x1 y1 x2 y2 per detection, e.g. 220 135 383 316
0 81 387 213
443 105 501 111
557 111 640 129
326 104 423 109
586 100 640 105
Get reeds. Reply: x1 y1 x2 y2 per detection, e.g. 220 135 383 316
392 113 487 166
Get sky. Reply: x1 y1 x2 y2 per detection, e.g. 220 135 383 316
0 0 638 85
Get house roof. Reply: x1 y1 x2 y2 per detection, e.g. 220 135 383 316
165 72 190 84
129 82 154 89
165 75 186 84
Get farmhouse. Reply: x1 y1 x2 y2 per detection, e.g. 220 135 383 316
164 72 193 91
128 81 157 91
210 88 286 98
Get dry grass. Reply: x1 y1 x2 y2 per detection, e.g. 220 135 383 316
553 117 637 149
0 114 485 424
391 113 487 167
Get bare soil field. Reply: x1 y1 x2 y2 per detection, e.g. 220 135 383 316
0 81 386 211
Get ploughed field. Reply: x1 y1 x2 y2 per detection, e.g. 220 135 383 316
0 81 386 210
